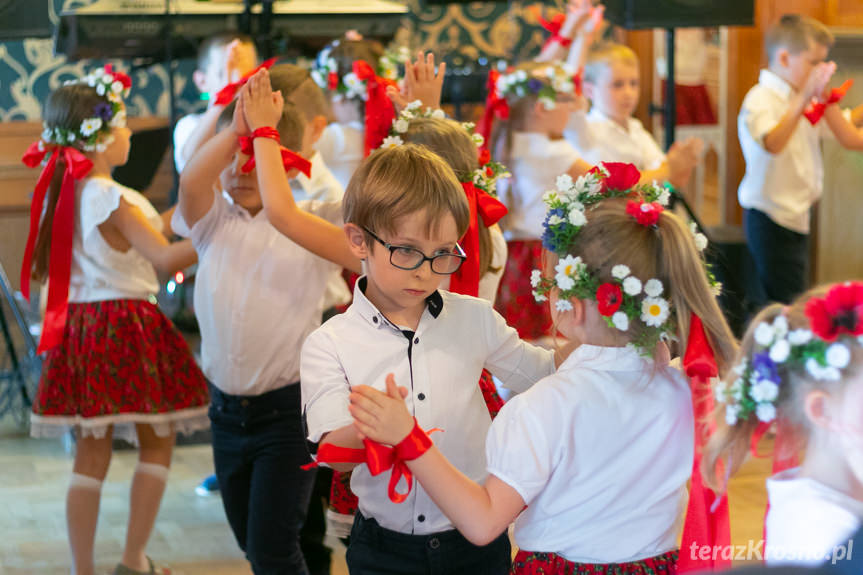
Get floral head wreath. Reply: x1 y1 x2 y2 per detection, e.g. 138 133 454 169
311 42 409 101
531 162 717 355
41 65 131 153
379 100 511 197
716 282 863 427
495 63 582 110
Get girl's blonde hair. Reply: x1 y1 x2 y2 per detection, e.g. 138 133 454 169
402 117 497 277
701 285 863 491
570 198 737 374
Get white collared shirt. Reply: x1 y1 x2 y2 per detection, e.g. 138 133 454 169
765 468 863 565
172 113 203 173
314 121 365 191
486 344 694 563
173 191 341 395
503 132 583 240
737 69 836 234
301 277 556 535
565 109 666 172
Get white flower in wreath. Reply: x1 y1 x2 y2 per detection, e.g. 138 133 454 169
556 299 573 312
611 265 631 280
725 404 740 426
769 339 791 363
641 297 670 327
556 174 573 192
530 269 542 288
533 289 548 302
756 403 777 423
732 360 747 376
111 80 124 94
548 214 565 226
826 343 851 369
806 358 841 381
405 100 423 112
644 279 664 298
343 73 363 92
612 311 629 331
108 91 123 104
694 233 708 252
394 118 410 133
431 109 446 120
542 190 559 204
539 96 556 110
576 173 603 196
788 329 813 346
110 109 127 128
657 188 671 206
749 379 779 403
461 121 475 132
310 69 325 88
471 133 485 146
95 142 108 153
622 276 642 296
713 380 727 403
380 135 403 148
41 127 53 142
772 315 789 338
567 208 587 227
96 83 106 96
753 322 775 347
514 69 528 82
729 378 744 401
80 117 103 136
552 77 574 94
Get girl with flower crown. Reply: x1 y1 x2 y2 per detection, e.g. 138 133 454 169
704 282 863 566
21 67 210 575
348 163 739 575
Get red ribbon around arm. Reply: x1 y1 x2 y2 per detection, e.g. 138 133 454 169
803 79 854 125
477 70 510 153
213 57 278 106
20 142 93 353
303 421 438 504
677 313 731 572
353 60 397 157
448 182 508 297
237 127 312 177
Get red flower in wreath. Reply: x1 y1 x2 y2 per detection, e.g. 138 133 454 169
805 281 863 342
104 64 132 90
596 282 623 316
626 200 664 227
478 148 491 167
588 162 641 194
328 72 339 91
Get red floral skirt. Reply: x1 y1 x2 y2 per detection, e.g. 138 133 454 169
31 299 210 443
495 239 553 340
512 550 678 575
661 81 716 126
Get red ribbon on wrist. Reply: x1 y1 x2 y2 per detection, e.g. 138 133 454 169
803 79 853 125
449 182 508 297
238 127 312 177
20 142 93 353
303 420 439 504
352 60 397 156
213 57 278 106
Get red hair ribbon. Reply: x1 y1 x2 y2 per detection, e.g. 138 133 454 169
213 57 278 106
20 142 94 353
477 69 510 153
529 6 572 50
625 199 664 227
302 420 439 504
677 314 731 572
353 60 397 156
803 79 853 125
449 182 508 297
238 127 312 177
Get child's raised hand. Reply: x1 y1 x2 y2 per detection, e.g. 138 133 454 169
804 61 837 102
349 373 414 445
226 39 256 84
231 86 251 136
390 51 445 113
243 69 284 132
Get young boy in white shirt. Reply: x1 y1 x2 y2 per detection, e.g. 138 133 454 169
738 14 863 307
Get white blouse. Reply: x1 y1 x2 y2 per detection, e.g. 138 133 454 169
69 177 161 303
486 344 694 563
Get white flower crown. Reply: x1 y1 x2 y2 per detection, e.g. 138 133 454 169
495 64 579 109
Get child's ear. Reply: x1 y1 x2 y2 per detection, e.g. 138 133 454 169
583 81 596 101
803 389 834 430
344 223 368 260
776 48 791 70
310 115 328 144
193 70 209 94
569 297 586 326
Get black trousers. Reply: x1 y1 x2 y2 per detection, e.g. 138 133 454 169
744 208 809 308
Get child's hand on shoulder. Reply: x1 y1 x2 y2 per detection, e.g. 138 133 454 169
349 373 414 446
243 69 284 132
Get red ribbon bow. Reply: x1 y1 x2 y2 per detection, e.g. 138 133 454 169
803 79 853 125
677 313 731 572
237 128 312 178
303 422 438 504
478 70 511 153
449 182 508 297
353 60 397 157
529 6 571 50
213 57 278 106
20 142 94 353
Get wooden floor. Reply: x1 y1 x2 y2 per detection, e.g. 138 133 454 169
0 416 771 574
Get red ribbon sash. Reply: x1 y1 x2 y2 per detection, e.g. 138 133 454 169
213 57 278 106
20 143 93 353
353 60 397 157
803 79 853 125
449 182 508 297
237 128 312 177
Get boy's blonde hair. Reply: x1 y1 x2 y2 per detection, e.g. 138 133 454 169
765 14 834 61
402 117 498 276
269 63 332 123
197 34 256 73
583 42 639 85
343 144 470 245
702 285 861 492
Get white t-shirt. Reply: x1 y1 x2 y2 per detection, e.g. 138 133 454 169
737 69 840 234
173 113 203 173
503 132 583 240
301 277 556 535
486 344 694 563
69 177 161 303
173 191 341 395
565 109 666 172
765 468 863 566
314 121 365 191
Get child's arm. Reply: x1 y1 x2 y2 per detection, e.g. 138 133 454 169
243 70 362 274
350 376 527 546
564 3 604 73
566 158 594 180
387 51 445 113
823 103 863 150
177 105 226 170
640 137 702 189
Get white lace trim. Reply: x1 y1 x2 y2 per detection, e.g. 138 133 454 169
29 407 210 445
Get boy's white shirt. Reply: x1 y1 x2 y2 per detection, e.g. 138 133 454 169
564 108 666 172
301 277 556 535
173 113 204 173
314 121 365 192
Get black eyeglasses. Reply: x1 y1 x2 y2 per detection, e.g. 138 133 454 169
363 227 466 275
